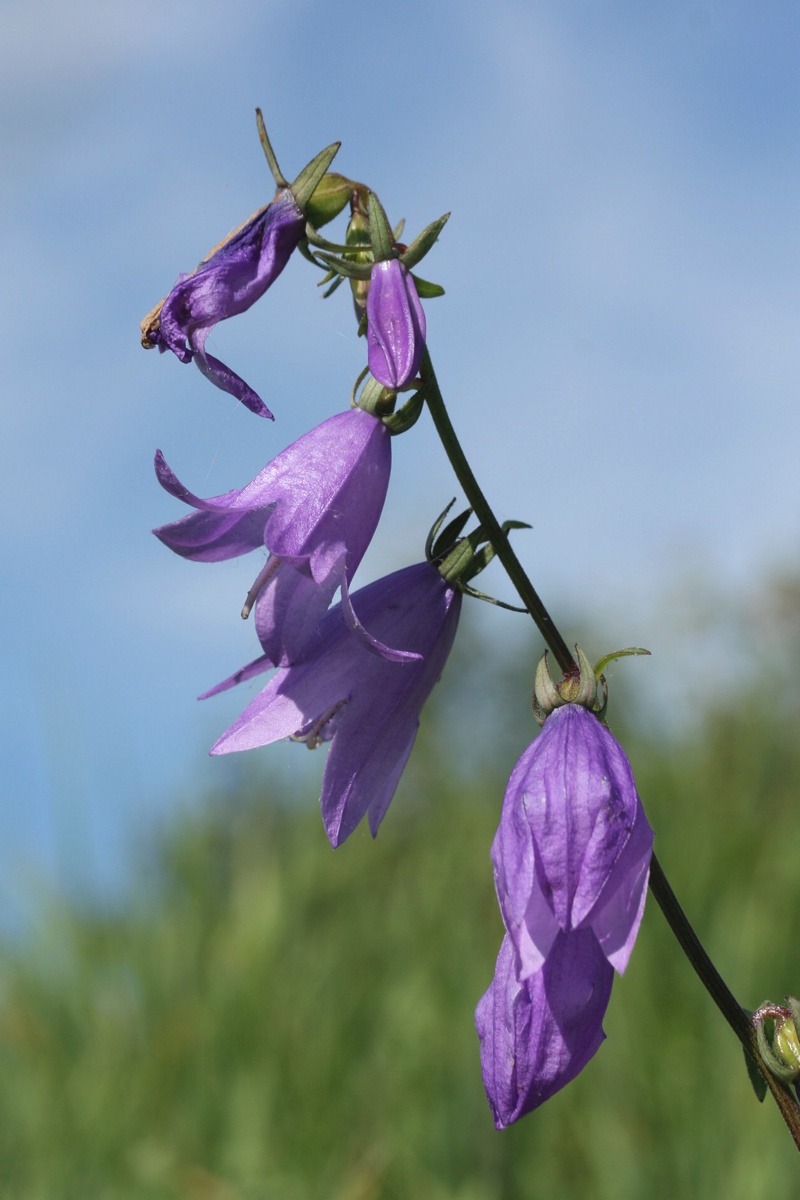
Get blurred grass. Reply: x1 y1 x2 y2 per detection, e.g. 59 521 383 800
1 644 800 1197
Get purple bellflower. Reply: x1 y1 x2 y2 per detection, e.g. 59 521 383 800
492 704 653 981
153 407 391 668
478 701 653 1125
206 561 462 848
152 190 306 417
476 930 613 1129
366 259 426 390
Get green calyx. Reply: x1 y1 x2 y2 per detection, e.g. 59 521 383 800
308 190 448 296
367 192 449 272
753 1001 800 1085
351 370 427 434
368 193 395 263
304 173 355 228
399 212 450 271
290 143 342 213
425 503 529 608
532 644 651 725
533 647 603 723
256 109 341 215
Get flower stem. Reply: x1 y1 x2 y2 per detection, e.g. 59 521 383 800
420 351 576 676
420 348 800 1151
649 854 800 1149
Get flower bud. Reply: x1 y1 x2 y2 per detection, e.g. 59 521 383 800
366 259 426 390
304 172 354 228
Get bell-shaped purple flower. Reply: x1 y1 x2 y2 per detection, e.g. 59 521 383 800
476 702 653 1126
476 930 613 1128
366 259 426 390
492 704 653 982
153 190 306 417
208 561 461 848
153 407 391 668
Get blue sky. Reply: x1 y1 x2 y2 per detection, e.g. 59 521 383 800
2 0 799 917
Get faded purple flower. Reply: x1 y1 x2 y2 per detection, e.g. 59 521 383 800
366 259 426 390
476 931 613 1128
476 703 653 1126
153 407 390 668
154 190 306 417
208 561 461 848
492 704 653 982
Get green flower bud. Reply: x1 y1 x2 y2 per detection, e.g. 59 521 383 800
305 173 355 228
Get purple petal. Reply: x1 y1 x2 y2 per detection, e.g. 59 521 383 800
210 561 461 846
255 408 390 569
153 409 390 620
209 671 314 753
154 450 240 510
157 190 305 414
476 930 613 1128
339 572 423 664
199 654 273 700
152 451 274 561
194 349 274 419
366 260 426 389
582 802 652 973
253 553 346 667
322 720 418 848
492 705 653 971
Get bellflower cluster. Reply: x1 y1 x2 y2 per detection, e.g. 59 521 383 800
153 407 391 668
477 659 653 1128
145 114 676 1142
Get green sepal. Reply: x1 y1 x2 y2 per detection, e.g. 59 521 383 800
433 517 530 589
296 239 327 268
533 645 606 722
594 646 651 676
313 251 372 281
320 274 346 299
352 372 394 417
458 583 528 613
425 501 453 561
255 109 288 187
437 536 475 585
291 143 341 213
383 385 427 435
304 173 354 228
437 509 473 553
304 229 359 254
411 273 445 299
400 213 450 270
368 192 395 263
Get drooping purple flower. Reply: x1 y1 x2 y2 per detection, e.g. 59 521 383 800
491 704 653 983
366 259 426 390
208 561 462 848
476 702 653 1126
153 190 306 417
153 407 391 668
476 930 613 1128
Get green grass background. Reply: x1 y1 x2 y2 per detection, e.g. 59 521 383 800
2 606 800 1199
